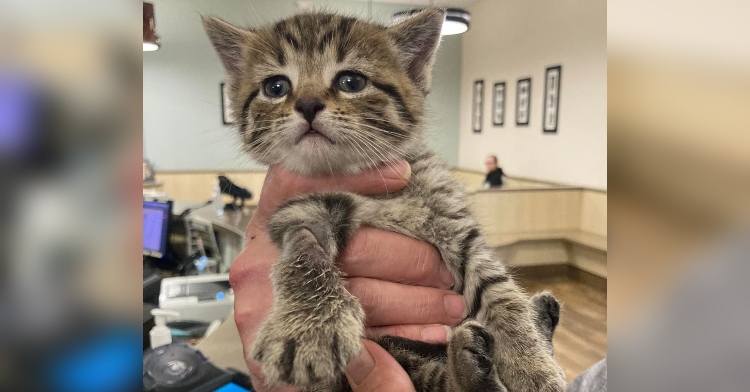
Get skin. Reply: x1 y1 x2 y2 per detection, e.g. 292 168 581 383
230 160 464 392
485 155 498 173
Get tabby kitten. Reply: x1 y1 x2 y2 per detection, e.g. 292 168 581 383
203 9 566 392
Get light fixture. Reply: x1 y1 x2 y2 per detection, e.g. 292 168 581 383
393 8 471 36
143 2 160 51
442 9 470 35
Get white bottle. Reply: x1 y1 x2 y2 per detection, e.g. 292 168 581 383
212 179 224 216
150 309 180 349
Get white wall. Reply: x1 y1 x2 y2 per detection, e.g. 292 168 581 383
458 0 607 189
144 0 461 172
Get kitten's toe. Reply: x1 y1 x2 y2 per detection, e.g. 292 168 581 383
250 306 364 387
447 320 507 392
531 291 561 330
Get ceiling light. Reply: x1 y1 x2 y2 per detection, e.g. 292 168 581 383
393 8 471 36
143 42 160 52
143 2 160 51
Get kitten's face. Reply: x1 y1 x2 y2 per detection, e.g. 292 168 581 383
204 10 445 175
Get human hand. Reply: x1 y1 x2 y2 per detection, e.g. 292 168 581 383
230 161 465 391
344 340 416 392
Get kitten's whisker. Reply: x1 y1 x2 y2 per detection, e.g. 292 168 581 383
346 131 414 192
339 132 389 190
339 119 410 140
252 132 286 162
345 126 414 159
342 129 416 192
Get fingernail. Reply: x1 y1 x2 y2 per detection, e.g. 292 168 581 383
439 264 454 288
421 325 451 342
444 295 466 319
380 160 411 180
345 345 375 386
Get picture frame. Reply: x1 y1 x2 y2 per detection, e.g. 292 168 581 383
543 65 562 133
472 80 484 133
492 82 506 126
221 82 235 125
515 78 531 126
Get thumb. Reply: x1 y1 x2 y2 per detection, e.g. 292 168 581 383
345 340 416 392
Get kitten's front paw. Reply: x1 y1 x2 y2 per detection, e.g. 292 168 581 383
448 320 507 392
250 306 364 387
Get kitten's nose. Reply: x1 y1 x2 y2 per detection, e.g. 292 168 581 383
295 96 326 123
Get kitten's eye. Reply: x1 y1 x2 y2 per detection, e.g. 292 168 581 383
263 76 291 98
335 72 367 93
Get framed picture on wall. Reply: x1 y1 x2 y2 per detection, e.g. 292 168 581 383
543 65 562 133
472 80 484 133
221 83 235 125
492 82 506 126
516 78 531 126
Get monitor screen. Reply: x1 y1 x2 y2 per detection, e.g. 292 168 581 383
143 200 172 259
0 75 40 161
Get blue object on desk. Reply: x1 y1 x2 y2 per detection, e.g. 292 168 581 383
214 382 251 392
46 328 140 392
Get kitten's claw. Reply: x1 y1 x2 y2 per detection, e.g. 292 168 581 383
447 320 507 392
250 305 364 387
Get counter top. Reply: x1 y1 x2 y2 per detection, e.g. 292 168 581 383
173 201 255 237
196 317 248 371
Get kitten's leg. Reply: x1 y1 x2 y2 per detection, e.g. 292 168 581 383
375 332 506 392
360 203 566 391
250 193 367 388
461 242 567 392
371 296 560 392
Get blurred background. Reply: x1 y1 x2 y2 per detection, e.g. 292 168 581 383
0 1 141 391
0 0 747 390
608 0 750 390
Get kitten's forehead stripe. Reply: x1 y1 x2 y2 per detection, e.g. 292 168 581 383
276 47 286 67
275 20 301 50
241 89 260 133
371 80 416 125
317 29 335 54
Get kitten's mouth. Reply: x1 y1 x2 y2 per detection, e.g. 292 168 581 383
296 126 334 145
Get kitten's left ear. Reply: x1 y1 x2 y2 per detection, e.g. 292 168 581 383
388 8 446 94
202 16 253 82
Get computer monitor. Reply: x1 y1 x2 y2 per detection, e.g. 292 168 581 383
143 199 172 260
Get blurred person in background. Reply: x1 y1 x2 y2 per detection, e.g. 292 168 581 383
483 154 504 188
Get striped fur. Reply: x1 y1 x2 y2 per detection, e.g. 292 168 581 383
204 9 566 392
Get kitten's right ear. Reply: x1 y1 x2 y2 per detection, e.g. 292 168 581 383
388 8 445 94
202 16 252 81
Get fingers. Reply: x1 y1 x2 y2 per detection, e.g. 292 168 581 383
339 228 453 289
229 236 277 344
253 160 411 225
345 277 465 327
345 340 416 392
367 324 451 343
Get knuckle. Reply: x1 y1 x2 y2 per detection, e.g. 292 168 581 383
413 296 435 320
341 231 369 266
229 256 256 288
386 325 414 339
348 278 377 309
412 245 440 282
